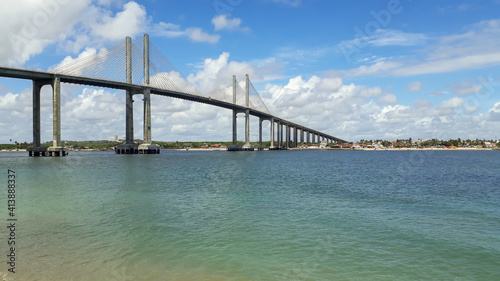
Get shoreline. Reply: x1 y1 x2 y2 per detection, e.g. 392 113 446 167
1 147 498 153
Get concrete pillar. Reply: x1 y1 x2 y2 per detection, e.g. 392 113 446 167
244 109 250 147
144 34 150 85
270 118 275 148
125 36 134 144
232 75 237 145
300 129 304 144
294 127 298 147
32 80 43 149
143 88 151 144
259 118 263 147
232 111 237 145
52 76 61 148
126 90 134 144
307 131 310 144
143 34 152 144
276 122 281 148
243 74 251 148
279 123 283 148
286 124 290 149
126 36 132 83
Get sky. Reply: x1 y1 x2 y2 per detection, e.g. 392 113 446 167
1 0 500 143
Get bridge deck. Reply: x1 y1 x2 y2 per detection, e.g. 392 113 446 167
0 66 348 144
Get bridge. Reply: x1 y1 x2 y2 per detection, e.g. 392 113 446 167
0 34 348 156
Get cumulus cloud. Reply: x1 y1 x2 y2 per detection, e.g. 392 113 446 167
0 1 221 66
0 0 92 65
90 1 148 41
212 15 248 31
487 102 500 121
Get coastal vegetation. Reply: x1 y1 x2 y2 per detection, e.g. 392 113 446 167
1 138 499 150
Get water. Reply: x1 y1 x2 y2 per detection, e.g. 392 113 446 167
0 150 499 280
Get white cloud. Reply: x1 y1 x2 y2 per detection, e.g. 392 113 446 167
446 81 483 95
184 28 220 44
368 29 428 47
212 15 247 31
339 19 500 78
90 1 148 41
154 22 220 44
0 0 92 65
0 1 221 66
487 102 500 121
341 61 402 77
463 106 479 115
436 97 466 116
338 29 428 62
377 94 397 105
406 81 423 92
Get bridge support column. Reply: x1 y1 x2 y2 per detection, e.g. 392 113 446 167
300 129 304 144
259 118 263 148
143 88 152 144
279 123 283 149
232 75 237 145
125 90 134 144
232 111 237 145
275 122 280 149
28 77 66 157
33 81 42 148
28 80 44 156
48 76 66 156
286 124 290 149
294 127 298 148
242 74 252 150
52 77 61 148
243 109 251 148
269 118 275 149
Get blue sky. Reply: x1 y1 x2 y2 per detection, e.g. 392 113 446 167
1 0 500 143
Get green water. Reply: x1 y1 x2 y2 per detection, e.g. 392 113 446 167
0 150 499 280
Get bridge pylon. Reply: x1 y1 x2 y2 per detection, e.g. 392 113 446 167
116 34 160 155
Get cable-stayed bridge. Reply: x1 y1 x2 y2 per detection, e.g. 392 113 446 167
0 34 348 156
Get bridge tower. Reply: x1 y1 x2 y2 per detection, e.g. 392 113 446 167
242 74 253 150
137 34 160 154
116 34 160 154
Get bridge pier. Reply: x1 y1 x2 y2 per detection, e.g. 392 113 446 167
259 118 263 148
277 122 281 149
294 126 298 148
242 74 253 150
28 77 66 157
286 124 290 149
269 118 275 149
